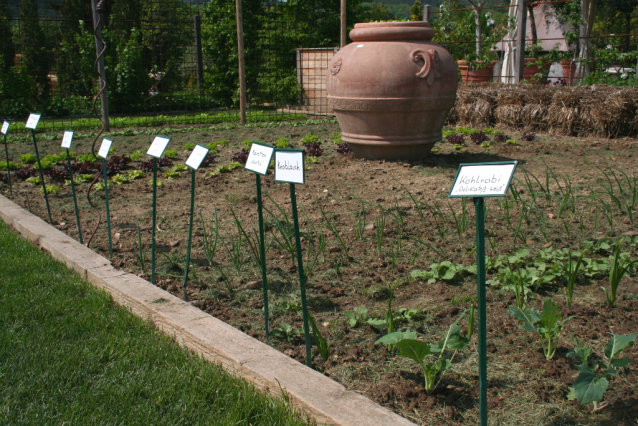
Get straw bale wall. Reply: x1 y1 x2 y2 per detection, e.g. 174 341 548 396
448 84 638 138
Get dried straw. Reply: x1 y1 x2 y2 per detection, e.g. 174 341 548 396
521 86 553 131
494 87 525 129
547 87 582 136
450 83 636 138
581 86 638 138
455 83 496 128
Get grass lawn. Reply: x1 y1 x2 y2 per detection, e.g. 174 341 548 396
0 220 310 426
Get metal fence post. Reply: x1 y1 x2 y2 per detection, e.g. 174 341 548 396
194 15 204 97
91 0 110 131
235 0 247 125
340 0 347 48
514 0 527 84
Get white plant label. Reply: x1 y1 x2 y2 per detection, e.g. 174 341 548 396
449 162 517 198
61 131 74 149
97 138 113 159
245 142 274 175
25 113 41 130
274 150 305 185
185 144 209 170
1 121 8 135
147 135 171 158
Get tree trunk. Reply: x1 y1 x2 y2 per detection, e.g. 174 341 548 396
574 0 597 82
527 3 537 46
474 8 482 56
624 12 630 52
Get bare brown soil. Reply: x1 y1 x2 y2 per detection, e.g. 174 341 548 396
3 122 638 425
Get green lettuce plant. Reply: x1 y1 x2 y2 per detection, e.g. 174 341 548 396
163 149 178 159
128 170 145 180
130 151 144 161
19 153 36 164
41 185 60 195
274 137 290 148
112 173 129 185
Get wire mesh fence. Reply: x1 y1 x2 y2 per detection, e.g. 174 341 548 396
0 0 343 130
0 0 636 131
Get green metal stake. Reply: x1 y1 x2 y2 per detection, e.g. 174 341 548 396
289 183 312 368
66 149 83 244
182 169 196 302
474 196 488 426
256 174 269 338
102 159 113 258
151 158 158 285
3 133 12 195
30 129 52 224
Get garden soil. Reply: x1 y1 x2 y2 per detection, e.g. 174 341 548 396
3 121 638 425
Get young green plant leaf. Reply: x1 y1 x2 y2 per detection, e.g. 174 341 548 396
568 333 636 410
604 333 637 364
508 300 573 359
570 369 609 406
308 314 330 363
375 330 419 346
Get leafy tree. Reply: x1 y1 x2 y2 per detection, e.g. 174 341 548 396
17 0 51 98
360 2 396 22
432 0 504 65
200 0 356 107
0 0 14 73
51 0 95 95
410 0 423 21
105 27 152 113
139 0 191 92
200 0 261 106
56 23 95 95
595 0 637 52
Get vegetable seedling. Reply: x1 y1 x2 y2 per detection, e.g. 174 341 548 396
376 312 469 394
508 299 574 360
603 241 635 308
568 333 637 412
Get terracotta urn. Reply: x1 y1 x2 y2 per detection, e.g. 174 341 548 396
326 21 458 160
457 60 497 83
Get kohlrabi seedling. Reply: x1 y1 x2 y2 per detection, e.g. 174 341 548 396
568 333 637 412
508 299 574 360
376 312 469 394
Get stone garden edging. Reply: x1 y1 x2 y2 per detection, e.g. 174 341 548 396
0 194 416 426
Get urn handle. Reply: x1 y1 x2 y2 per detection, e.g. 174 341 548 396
411 49 440 87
